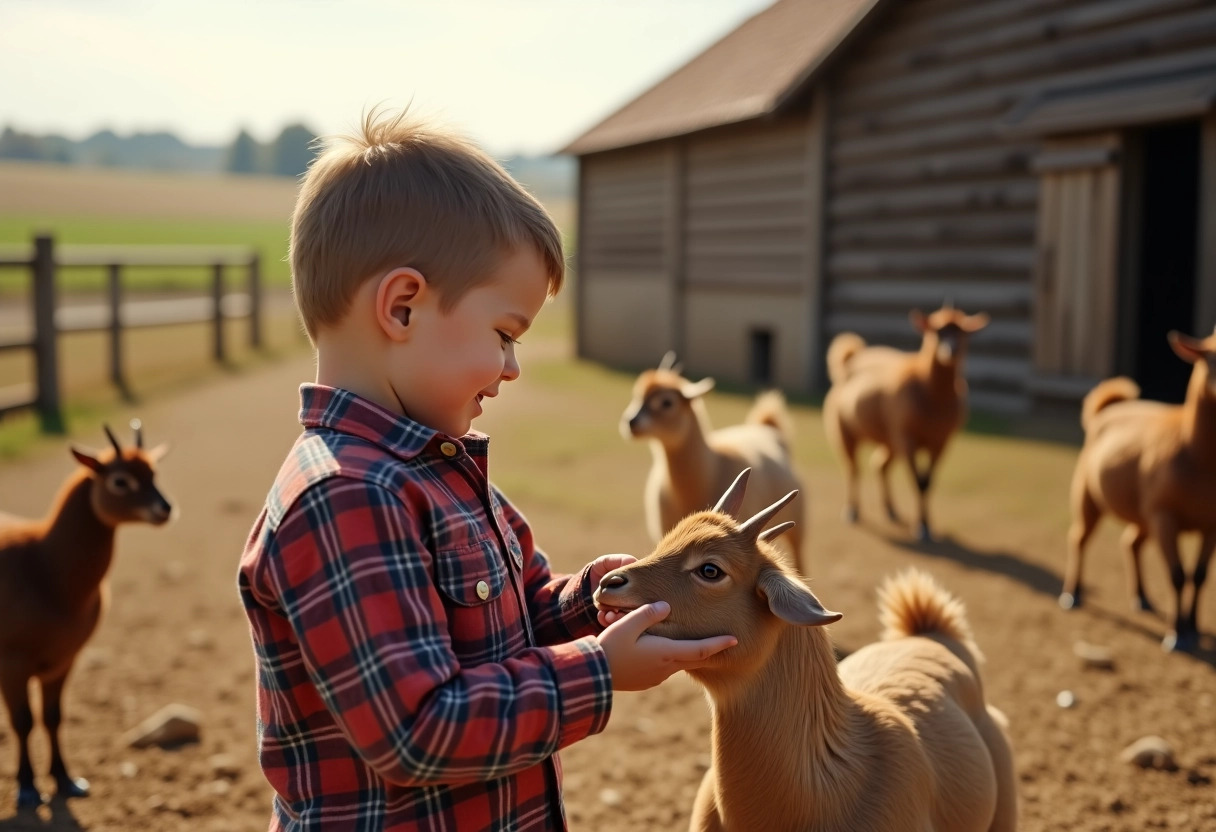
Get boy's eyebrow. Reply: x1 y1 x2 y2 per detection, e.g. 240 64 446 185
507 312 532 331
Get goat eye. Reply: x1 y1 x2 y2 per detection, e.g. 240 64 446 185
107 474 136 493
698 563 722 581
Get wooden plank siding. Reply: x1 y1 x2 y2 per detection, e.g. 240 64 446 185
681 116 818 390
577 146 676 369
822 0 1216 411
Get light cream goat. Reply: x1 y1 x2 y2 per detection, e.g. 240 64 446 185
620 352 806 574
824 305 989 541
1060 328 1216 652
595 469 1016 832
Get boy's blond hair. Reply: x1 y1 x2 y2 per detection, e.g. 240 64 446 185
290 109 565 339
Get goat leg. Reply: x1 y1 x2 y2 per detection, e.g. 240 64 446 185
41 671 90 799
1120 525 1154 613
1060 485 1100 610
1152 515 1193 652
1180 531 1216 646
872 445 900 523
1 672 42 809
906 448 935 542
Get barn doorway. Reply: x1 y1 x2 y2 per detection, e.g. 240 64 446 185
1127 120 1200 403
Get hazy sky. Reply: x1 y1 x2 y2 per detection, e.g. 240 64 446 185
2 0 773 155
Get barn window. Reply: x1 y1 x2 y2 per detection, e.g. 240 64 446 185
750 328 774 387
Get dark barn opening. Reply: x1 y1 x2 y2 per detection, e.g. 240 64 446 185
1133 120 1200 403
750 328 774 387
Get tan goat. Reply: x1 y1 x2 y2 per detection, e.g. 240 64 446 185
595 469 1016 832
1060 328 1216 652
824 305 989 541
621 351 806 574
0 422 171 808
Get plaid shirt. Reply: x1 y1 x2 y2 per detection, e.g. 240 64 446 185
238 385 613 831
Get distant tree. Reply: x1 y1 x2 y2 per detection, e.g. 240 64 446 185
227 129 260 174
0 126 50 161
269 123 318 178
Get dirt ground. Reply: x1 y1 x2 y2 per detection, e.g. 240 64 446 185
0 339 1213 832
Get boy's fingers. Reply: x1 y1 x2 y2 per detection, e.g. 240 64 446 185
654 635 737 665
607 602 669 638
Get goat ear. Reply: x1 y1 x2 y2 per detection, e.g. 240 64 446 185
909 309 929 334
1169 331 1205 363
680 377 715 399
962 312 990 333
758 569 842 627
71 447 105 473
146 443 170 463
712 468 751 517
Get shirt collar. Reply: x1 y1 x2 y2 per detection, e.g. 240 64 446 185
298 384 489 462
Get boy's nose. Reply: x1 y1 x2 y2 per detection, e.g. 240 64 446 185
502 349 521 381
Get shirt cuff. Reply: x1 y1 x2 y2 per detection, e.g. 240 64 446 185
557 563 601 639
545 636 612 748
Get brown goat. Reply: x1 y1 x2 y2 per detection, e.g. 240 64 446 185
1061 329 1216 652
824 305 989 541
0 422 171 808
594 469 1016 831
620 351 806 574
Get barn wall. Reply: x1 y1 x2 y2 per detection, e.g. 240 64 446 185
576 145 676 369
681 113 821 392
823 0 1216 412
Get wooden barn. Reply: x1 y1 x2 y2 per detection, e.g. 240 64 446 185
562 0 1216 413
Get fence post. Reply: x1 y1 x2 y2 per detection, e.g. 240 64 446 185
31 233 63 433
212 263 225 363
108 263 130 398
248 252 261 349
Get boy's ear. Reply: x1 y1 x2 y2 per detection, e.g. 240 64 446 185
376 267 428 342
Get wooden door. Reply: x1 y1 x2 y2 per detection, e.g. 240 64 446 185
1032 133 1122 390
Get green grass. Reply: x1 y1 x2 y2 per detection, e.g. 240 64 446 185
0 214 290 294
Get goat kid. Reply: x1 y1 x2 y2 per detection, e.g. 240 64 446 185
824 304 988 541
595 469 1016 832
1061 328 1216 652
0 422 171 808
621 351 806 574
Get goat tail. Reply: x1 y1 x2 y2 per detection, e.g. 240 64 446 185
878 568 981 661
1081 377 1140 431
826 332 866 385
746 390 794 449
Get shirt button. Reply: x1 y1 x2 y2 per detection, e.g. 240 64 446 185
439 441 458 458
475 580 490 600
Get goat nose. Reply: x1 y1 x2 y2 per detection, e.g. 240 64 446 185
599 572 628 590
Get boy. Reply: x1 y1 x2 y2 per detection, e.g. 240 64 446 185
237 110 736 831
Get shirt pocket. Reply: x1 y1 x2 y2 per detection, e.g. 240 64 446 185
433 540 517 662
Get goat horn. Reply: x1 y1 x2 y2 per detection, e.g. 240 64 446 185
738 490 799 539
102 424 123 457
130 418 143 448
712 468 751 518
944 296 954 311
658 350 678 371
758 521 796 542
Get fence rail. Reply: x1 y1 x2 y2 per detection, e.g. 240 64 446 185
0 233 262 432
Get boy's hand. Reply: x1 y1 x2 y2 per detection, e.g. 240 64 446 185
588 554 636 627
596 602 736 692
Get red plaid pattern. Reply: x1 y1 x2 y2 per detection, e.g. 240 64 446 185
238 385 613 831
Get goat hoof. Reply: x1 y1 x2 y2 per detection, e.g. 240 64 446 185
843 507 858 524
1058 592 1082 611
56 776 90 799
1162 629 1198 653
1133 595 1155 614
917 524 933 543
885 506 900 523
16 785 45 809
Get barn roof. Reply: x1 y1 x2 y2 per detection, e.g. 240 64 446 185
561 0 882 156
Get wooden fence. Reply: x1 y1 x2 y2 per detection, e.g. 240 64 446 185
0 233 262 433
